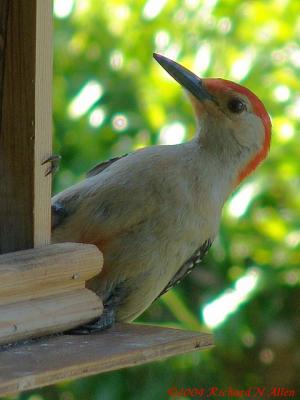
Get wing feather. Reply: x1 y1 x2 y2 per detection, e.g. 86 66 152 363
156 238 213 299
52 154 128 230
86 154 128 178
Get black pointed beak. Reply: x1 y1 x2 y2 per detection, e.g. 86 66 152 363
153 53 215 103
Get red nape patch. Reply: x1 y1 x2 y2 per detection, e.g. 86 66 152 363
205 79 272 183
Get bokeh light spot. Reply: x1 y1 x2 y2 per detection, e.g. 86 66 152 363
202 269 260 329
218 17 232 34
194 43 211 75
69 81 103 119
289 47 300 67
159 122 186 145
143 0 167 20
273 85 290 102
155 31 170 52
284 270 299 286
54 0 74 18
89 108 105 128
110 50 124 70
185 0 200 10
227 183 258 218
112 114 128 131
231 52 254 81
259 348 275 364
278 122 294 141
285 231 300 248
242 332 256 347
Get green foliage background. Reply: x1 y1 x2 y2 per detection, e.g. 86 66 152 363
9 0 300 399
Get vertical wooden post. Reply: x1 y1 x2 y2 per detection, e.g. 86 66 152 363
0 1 53 253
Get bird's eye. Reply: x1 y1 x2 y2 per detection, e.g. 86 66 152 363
227 98 246 114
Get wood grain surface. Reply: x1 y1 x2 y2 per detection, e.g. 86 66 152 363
0 243 103 306
0 323 213 396
0 0 53 253
0 289 103 346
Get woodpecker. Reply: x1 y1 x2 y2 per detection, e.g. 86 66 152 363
52 53 271 333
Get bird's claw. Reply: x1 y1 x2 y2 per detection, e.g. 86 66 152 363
66 308 115 335
42 154 61 176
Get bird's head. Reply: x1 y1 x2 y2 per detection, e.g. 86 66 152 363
153 53 271 186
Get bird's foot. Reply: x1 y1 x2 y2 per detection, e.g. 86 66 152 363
66 308 115 335
42 154 61 176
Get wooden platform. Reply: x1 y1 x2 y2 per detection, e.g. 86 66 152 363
0 323 213 396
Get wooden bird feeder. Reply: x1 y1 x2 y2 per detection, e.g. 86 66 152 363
0 1 213 396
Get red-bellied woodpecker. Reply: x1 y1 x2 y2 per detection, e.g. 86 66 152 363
52 53 271 333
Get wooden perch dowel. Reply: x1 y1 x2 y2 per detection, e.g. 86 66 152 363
0 243 103 306
0 289 103 345
0 243 104 345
